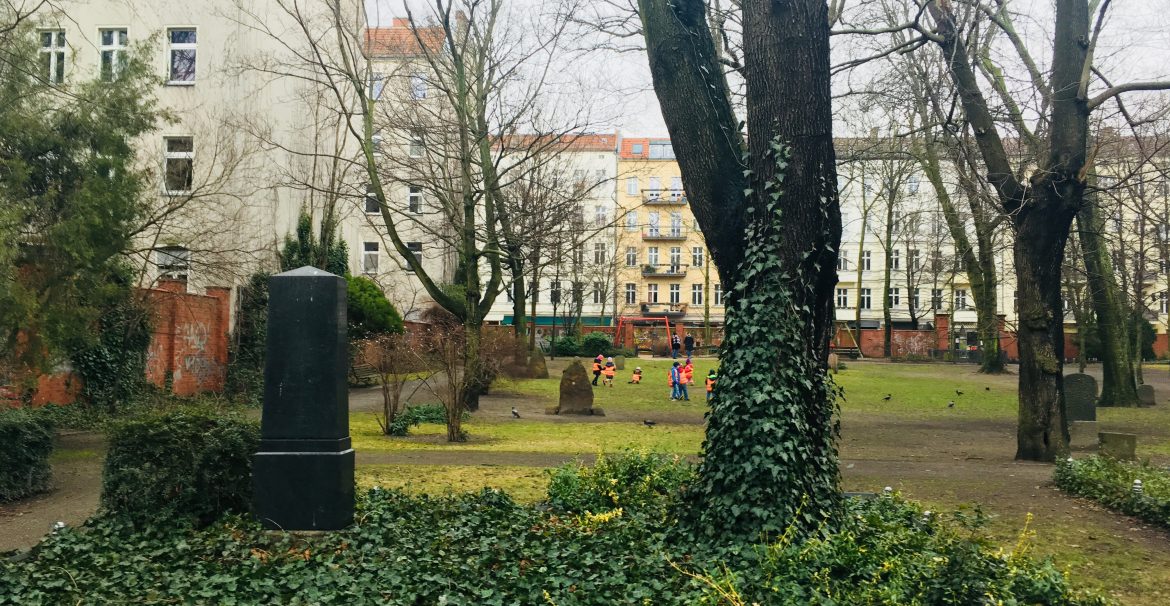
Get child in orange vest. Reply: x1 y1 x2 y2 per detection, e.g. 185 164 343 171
683 358 694 385
705 369 717 401
602 357 616 387
591 355 603 386
628 367 642 384
678 360 692 401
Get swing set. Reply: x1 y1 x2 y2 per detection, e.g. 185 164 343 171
614 315 676 354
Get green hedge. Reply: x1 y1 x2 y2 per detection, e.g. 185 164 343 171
0 409 54 502
100 410 260 527
546 451 695 518
0 489 1106 604
1054 456 1170 529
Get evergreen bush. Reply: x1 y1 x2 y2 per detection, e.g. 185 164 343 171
1055 456 1170 529
100 410 259 527
0 409 54 502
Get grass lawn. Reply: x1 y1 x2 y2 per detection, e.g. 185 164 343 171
346 358 1170 605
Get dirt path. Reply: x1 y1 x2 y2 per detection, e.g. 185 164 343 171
0 432 105 553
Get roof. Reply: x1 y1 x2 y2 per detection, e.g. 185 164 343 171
364 19 445 57
619 137 673 159
498 133 619 153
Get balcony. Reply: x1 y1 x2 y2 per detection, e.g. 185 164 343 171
639 302 689 317
643 190 687 205
642 228 688 241
641 263 689 277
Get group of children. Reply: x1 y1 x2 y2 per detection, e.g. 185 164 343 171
590 355 717 401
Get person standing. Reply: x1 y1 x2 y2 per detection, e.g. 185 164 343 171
669 361 681 400
602 357 616 387
671 333 681 359
680 358 693 401
683 333 695 358
705 369 717 402
591 355 603 386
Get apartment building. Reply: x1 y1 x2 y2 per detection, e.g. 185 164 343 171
30 1 359 294
614 138 723 331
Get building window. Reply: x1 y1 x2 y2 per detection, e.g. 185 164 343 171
364 185 379 213
409 135 423 157
647 284 658 303
572 244 585 265
594 205 607 226
625 212 638 231
907 173 920 194
669 284 680 304
405 242 422 271
370 72 385 99
647 212 660 236
909 249 921 270
669 212 683 236
625 283 636 305
592 282 604 304
648 176 661 198
550 282 563 304
1161 291 1168 315
99 28 128 81
691 284 703 305
932 288 944 310
955 289 968 310
167 29 197 83
891 249 901 270
163 136 194 194
714 283 724 306
363 242 379 273
626 177 638 195
647 246 659 266
889 288 900 307
39 30 66 84
593 242 607 264
837 254 849 271
669 247 681 272
859 288 872 309
670 176 683 198
155 246 190 278
648 142 675 159
408 186 422 214
625 247 637 267
692 247 704 267
631 143 643 156
861 250 872 271
836 288 848 308
410 73 427 99
912 289 921 309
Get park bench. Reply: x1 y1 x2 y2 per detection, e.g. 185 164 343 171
348 362 381 386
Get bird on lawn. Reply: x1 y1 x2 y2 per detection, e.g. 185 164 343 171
511 407 520 419
947 400 956 408
882 394 892 401
643 420 657 427
985 387 990 391
955 389 964 396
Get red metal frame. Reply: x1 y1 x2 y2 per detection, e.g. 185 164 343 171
614 315 674 351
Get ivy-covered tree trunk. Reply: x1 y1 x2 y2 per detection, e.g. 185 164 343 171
639 0 842 541
1076 199 1139 407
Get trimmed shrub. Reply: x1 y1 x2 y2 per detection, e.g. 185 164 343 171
387 404 466 436
101 409 259 527
551 337 581 357
0 409 54 501
546 451 695 517
580 331 613 357
1055 456 1170 529
347 275 404 340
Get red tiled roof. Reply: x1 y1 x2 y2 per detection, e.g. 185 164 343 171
619 137 672 159
497 133 618 153
364 19 444 57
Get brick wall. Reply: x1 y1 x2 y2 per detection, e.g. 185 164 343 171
143 280 230 396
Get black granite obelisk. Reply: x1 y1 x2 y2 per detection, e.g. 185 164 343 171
253 266 354 530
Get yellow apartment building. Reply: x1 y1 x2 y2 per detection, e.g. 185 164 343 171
615 137 724 343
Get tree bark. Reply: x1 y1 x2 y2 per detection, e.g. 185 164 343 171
1076 199 1139 406
882 197 894 357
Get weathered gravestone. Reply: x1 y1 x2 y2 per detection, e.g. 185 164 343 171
1069 421 1099 450
253 267 355 531
547 359 603 416
1138 384 1156 407
527 349 549 379
1099 432 1137 461
1064 373 1097 422
828 353 840 374
614 355 626 371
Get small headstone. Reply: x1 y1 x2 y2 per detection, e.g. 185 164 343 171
614 355 626 371
552 360 596 415
828 353 840 374
1064 373 1097 421
1138 384 1156 407
527 350 549 379
1069 420 1099 450
1099 432 1137 461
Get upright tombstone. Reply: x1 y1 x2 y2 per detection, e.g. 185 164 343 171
1138 384 1156 407
253 267 355 530
1064 373 1097 421
548 360 603 415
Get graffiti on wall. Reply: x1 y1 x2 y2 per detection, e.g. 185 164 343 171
892 332 934 359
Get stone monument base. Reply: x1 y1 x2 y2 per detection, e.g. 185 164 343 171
1068 420 1098 450
254 448 355 531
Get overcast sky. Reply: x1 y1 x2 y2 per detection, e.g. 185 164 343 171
364 0 1170 139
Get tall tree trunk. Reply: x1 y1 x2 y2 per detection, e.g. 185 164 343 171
640 0 841 542
882 202 894 357
1077 200 1139 406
